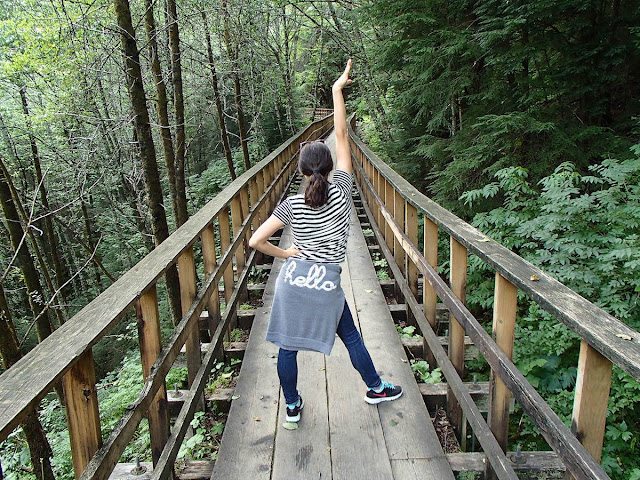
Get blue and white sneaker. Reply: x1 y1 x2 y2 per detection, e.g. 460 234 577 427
365 381 403 404
286 392 304 422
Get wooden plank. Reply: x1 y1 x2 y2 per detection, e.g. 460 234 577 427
448 237 467 439
136 286 169 465
488 273 517 454
446 452 566 472
201 224 221 341
384 178 394 251
218 208 234 335
570 341 613 464
63 350 102 478
354 177 518 480
405 202 419 328
346 209 454 479
210 247 287 479
347 121 640 382
352 169 608 480
178 246 201 387
423 216 438 367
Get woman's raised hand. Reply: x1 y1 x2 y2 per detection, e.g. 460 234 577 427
333 59 353 91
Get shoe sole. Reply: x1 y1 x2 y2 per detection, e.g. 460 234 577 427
285 398 304 422
364 390 403 405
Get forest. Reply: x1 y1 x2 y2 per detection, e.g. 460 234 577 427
0 0 639 478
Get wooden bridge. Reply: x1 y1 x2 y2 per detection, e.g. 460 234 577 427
0 115 639 480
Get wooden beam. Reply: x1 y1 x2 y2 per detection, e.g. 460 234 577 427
136 287 169 465
201 224 220 340
405 202 419 328
178 246 201 387
570 341 613 464
423 216 438 366
448 236 467 440
351 158 609 480
63 350 102 478
487 274 518 479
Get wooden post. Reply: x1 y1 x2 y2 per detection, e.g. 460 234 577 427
375 170 383 229
137 286 170 465
218 207 235 335
570 341 612 466
384 179 394 251
423 216 438 368
405 202 419 327
201 223 221 339
249 178 260 232
240 186 251 254
488 274 517 453
177 246 201 386
393 189 405 306
62 350 102 478
231 195 247 304
447 237 467 444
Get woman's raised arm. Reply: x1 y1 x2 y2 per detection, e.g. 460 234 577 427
332 59 353 174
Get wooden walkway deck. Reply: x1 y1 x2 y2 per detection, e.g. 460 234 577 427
212 135 454 480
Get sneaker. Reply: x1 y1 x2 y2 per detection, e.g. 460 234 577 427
364 381 403 404
286 393 304 422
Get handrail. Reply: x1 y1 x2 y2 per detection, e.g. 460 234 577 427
0 115 334 479
347 119 638 479
348 127 640 380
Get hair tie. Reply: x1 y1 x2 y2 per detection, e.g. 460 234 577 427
312 168 320 174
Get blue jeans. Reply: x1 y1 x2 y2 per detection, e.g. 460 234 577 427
277 301 382 405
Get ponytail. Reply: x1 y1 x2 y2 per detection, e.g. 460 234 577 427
299 142 333 208
305 173 329 208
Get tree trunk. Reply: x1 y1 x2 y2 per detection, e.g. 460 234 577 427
80 194 103 289
143 0 181 224
202 10 236 180
113 0 182 324
166 0 189 226
222 0 251 171
0 283 55 480
0 157 54 344
18 87 68 321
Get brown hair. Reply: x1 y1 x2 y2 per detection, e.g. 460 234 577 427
299 142 333 208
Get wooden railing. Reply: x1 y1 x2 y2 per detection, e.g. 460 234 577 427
348 119 640 480
0 116 333 480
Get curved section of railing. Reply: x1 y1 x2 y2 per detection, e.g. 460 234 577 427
0 115 333 480
348 119 640 480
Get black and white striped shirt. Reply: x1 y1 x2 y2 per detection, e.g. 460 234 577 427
273 170 353 263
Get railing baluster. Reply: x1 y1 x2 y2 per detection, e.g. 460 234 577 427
240 186 251 256
231 195 247 305
178 245 201 386
384 179 394 251
201 223 221 341
218 207 234 338
393 189 405 306
488 274 517 457
405 202 419 327
570 341 613 466
62 350 101 478
249 178 260 236
136 285 169 465
448 237 467 443
423 216 438 366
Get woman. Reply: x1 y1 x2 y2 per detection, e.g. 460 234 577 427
249 60 402 423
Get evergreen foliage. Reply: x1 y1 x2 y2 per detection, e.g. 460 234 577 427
461 144 640 477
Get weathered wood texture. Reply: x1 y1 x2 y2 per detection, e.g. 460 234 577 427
348 122 640 383
136 287 169 465
0 117 333 459
346 208 455 480
63 350 102 479
351 146 609 480
353 177 517 480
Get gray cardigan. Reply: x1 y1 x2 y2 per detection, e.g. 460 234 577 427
266 258 345 355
